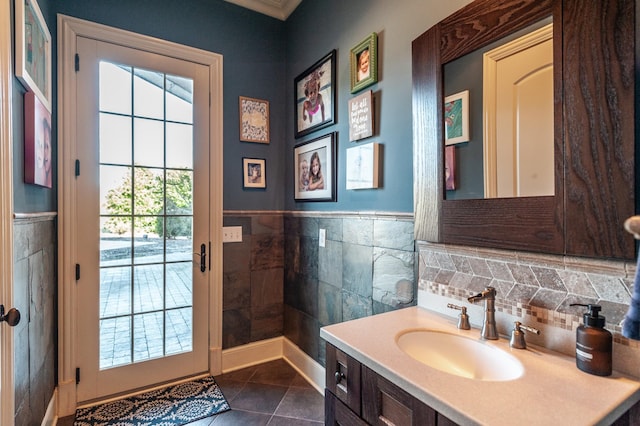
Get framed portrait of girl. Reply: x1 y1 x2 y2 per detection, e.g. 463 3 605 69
293 133 336 202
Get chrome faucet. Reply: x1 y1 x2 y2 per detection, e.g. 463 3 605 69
467 287 498 340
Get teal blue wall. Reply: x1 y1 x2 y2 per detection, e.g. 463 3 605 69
14 0 288 212
13 0 475 213
12 0 56 212
284 0 473 212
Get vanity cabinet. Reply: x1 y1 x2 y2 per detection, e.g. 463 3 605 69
325 343 456 425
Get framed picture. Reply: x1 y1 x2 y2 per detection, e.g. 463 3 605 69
350 33 378 94
242 158 266 189
445 145 456 190
239 96 270 143
444 90 470 145
24 91 52 188
348 90 374 141
346 142 381 190
294 50 336 138
15 0 52 112
294 132 337 202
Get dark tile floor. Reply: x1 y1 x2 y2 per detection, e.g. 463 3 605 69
57 359 325 426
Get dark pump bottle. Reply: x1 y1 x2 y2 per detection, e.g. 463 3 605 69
570 304 612 376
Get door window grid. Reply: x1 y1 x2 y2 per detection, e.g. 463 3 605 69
98 61 194 370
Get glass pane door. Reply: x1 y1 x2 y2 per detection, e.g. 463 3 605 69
98 61 196 369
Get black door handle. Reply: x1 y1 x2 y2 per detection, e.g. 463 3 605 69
193 243 206 272
0 305 20 327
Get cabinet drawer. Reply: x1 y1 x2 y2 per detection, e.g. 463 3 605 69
362 365 437 425
325 390 368 426
326 343 362 415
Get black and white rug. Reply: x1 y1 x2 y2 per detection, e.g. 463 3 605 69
74 376 230 426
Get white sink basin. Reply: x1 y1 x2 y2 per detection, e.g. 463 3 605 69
396 329 524 381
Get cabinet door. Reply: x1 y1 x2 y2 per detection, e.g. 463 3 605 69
326 343 361 415
325 390 369 426
362 365 437 425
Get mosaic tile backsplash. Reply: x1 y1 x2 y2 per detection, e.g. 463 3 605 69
417 241 640 377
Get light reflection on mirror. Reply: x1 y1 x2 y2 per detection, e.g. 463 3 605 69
444 18 553 200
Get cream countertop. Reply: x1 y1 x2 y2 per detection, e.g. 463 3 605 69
320 306 640 426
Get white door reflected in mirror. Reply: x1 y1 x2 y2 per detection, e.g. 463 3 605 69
483 24 554 198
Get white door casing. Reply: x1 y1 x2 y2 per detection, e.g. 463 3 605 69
58 15 223 415
0 0 15 423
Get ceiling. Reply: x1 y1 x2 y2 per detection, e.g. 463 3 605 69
223 0 302 20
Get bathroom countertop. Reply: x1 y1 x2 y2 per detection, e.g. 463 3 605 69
320 306 640 426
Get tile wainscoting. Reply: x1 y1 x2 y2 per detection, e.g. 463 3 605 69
222 211 640 377
223 211 416 367
13 213 57 426
223 213 285 349
283 212 416 367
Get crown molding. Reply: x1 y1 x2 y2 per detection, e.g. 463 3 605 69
224 0 302 20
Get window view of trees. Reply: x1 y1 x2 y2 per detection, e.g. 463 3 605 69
102 168 192 238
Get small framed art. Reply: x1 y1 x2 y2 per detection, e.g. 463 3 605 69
294 50 336 138
242 157 266 189
350 33 378 94
294 132 336 202
239 96 269 143
444 90 470 145
348 90 374 141
15 0 52 112
346 142 381 190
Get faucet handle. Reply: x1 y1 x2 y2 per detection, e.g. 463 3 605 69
510 321 540 349
447 303 471 330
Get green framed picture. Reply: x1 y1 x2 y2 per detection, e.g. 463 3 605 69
350 33 378 94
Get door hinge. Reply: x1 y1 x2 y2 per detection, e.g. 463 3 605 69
76 367 80 384
75 264 80 281
75 159 80 177
75 53 80 72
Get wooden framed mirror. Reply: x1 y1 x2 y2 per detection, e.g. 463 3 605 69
412 0 635 260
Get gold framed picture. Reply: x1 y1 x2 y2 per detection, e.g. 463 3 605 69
239 96 270 143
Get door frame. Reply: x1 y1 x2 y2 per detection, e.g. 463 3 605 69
57 15 223 416
0 0 15 423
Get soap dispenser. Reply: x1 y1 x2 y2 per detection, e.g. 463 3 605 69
570 303 612 376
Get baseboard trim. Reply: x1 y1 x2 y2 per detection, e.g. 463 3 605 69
43 389 56 426
221 337 283 373
282 338 325 393
221 337 325 393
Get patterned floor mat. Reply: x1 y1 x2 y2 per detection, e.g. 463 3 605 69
74 376 230 425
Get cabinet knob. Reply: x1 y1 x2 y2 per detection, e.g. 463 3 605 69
334 371 345 384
